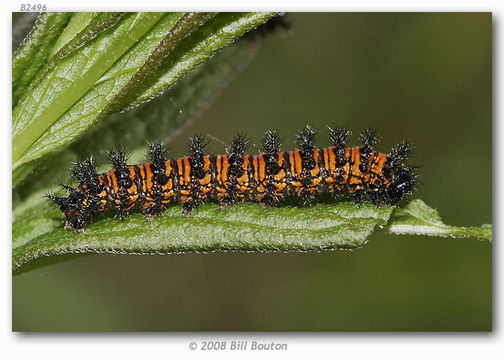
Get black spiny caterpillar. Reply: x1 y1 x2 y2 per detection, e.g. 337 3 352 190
48 126 417 233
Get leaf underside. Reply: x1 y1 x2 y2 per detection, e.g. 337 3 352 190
13 21 265 202
12 197 491 270
13 199 394 269
386 199 492 241
12 12 277 184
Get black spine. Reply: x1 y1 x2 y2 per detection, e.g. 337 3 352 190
71 157 100 192
262 130 282 176
387 142 413 169
329 127 350 168
148 142 168 185
188 135 206 179
296 126 316 170
359 129 378 160
228 134 247 177
108 150 132 188
183 135 207 215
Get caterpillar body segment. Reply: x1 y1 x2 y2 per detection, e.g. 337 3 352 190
48 127 417 233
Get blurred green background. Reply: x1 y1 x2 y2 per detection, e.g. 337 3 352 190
12 13 492 331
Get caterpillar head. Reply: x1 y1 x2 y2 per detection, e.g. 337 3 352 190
63 209 88 233
386 167 417 205
47 189 92 233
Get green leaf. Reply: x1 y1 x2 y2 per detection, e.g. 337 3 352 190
13 197 491 270
12 27 265 195
12 13 169 170
101 12 217 115
12 199 394 269
12 12 277 187
114 12 278 111
31 12 125 93
12 12 71 106
48 12 95 58
384 199 492 241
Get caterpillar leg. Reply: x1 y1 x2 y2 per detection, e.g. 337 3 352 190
141 199 165 221
219 201 233 210
181 201 198 217
143 212 157 222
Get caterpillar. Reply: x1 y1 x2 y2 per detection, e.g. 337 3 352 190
48 126 417 233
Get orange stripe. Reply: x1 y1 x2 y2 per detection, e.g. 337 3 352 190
127 166 136 182
323 148 329 172
199 156 212 186
164 159 172 175
200 173 212 186
221 155 229 184
277 152 284 167
239 155 249 181
139 164 146 193
110 171 118 193
203 155 211 171
237 155 250 193
351 147 361 177
289 152 295 178
274 153 286 182
127 167 137 195
342 148 351 183
328 146 336 175
294 150 303 178
216 155 222 183
252 155 259 183
106 173 112 190
177 158 184 185
258 154 266 182
177 158 184 175
183 157 191 184
145 163 153 191
323 148 335 184
160 160 173 193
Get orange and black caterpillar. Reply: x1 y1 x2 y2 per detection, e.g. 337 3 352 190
48 126 417 233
